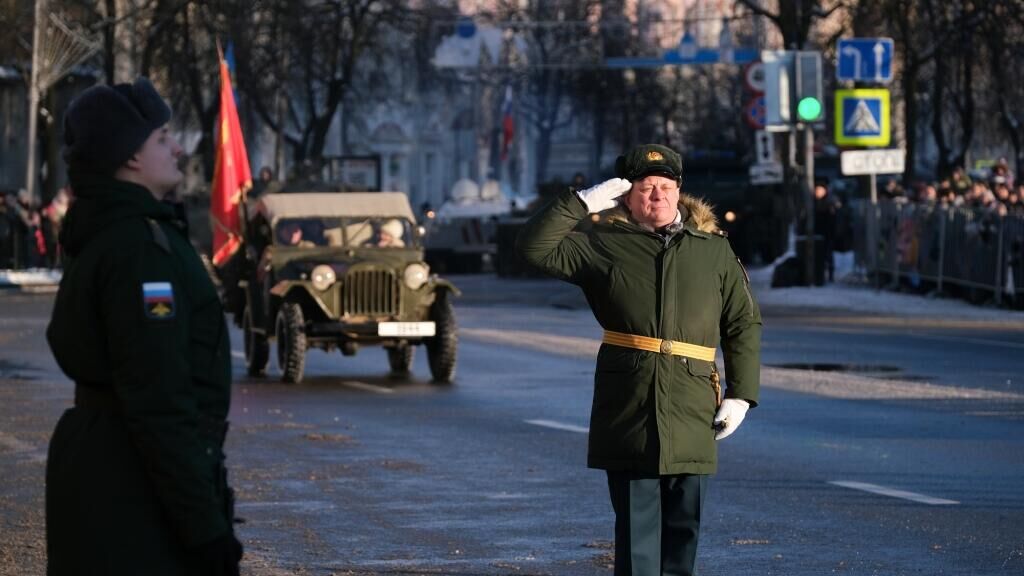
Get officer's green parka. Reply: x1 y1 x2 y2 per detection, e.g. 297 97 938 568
46 174 233 575
516 190 761 475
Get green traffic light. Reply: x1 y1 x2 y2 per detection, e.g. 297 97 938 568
797 97 822 121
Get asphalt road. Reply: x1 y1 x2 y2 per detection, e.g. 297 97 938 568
1 275 1022 575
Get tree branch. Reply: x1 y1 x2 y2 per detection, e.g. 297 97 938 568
734 0 782 28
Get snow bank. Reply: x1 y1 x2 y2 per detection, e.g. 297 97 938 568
0 269 62 291
749 252 1024 323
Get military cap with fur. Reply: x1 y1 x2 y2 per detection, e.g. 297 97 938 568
63 77 171 176
615 143 683 183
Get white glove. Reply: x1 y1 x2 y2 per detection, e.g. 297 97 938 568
713 398 750 441
576 178 632 213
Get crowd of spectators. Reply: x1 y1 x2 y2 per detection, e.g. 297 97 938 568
865 158 1024 308
0 187 70 269
883 158 1024 218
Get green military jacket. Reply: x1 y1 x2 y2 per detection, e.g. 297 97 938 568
46 175 232 575
516 190 762 475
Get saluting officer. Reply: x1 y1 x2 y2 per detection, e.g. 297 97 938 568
516 144 762 576
46 78 242 576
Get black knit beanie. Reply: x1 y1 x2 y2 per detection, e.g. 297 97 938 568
63 77 172 176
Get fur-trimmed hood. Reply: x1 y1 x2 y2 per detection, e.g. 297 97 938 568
679 194 720 233
598 194 720 234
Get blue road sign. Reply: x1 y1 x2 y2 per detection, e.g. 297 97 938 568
744 95 766 129
456 17 476 39
835 89 890 146
606 48 758 69
837 38 894 83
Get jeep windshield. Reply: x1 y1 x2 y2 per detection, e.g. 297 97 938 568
275 217 415 248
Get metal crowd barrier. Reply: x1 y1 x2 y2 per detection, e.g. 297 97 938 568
851 199 1024 308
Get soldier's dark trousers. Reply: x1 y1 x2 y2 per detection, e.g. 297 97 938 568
607 472 708 576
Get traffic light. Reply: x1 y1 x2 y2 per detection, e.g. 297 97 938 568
794 51 823 123
764 50 824 129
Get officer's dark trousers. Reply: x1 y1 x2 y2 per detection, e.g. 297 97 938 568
607 472 708 576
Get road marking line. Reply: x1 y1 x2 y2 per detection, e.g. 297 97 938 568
486 492 529 500
965 410 1024 417
462 328 600 359
525 419 589 434
231 350 245 359
796 323 1024 350
898 331 1024 351
236 500 335 510
829 481 959 505
342 381 395 394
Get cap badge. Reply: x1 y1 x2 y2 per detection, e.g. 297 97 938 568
646 150 664 162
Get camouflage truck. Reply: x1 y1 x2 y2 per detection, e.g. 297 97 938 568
227 192 459 384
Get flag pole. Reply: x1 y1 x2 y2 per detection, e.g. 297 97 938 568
24 0 46 205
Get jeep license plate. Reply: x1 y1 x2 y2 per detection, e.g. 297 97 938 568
378 322 436 337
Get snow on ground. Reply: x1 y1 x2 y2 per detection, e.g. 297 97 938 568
461 327 1024 401
0 269 62 292
750 252 1024 324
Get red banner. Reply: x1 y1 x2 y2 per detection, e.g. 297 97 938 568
210 48 251 267
500 86 514 161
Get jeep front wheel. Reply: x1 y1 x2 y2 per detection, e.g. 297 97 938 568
243 308 269 377
276 302 307 384
387 344 415 376
425 292 457 384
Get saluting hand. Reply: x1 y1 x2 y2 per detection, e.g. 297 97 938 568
713 398 750 441
576 178 632 214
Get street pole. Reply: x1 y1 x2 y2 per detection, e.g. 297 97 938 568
803 123 815 286
25 0 46 202
275 19 287 180
869 173 878 285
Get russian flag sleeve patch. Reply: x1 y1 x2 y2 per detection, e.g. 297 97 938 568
142 282 175 320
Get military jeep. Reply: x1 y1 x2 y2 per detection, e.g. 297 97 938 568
231 192 459 384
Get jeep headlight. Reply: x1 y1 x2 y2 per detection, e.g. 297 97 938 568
404 263 429 290
311 265 336 291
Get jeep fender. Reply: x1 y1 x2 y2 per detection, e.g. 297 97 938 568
428 277 461 298
270 281 332 320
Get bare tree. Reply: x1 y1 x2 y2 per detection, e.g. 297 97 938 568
983 0 1024 178
234 0 409 166
920 0 986 177
734 0 849 49
494 0 602 184
0 0 34 66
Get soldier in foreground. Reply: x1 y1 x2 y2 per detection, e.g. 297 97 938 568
45 78 241 575
516 144 762 576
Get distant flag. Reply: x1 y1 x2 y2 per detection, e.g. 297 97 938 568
224 42 236 74
501 85 514 161
210 42 252 267
224 41 240 103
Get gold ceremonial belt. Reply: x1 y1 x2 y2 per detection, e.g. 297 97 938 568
602 330 717 362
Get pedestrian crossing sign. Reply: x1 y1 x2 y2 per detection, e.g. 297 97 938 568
834 89 890 146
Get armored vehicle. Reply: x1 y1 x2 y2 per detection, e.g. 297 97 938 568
232 192 459 384
422 178 510 273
